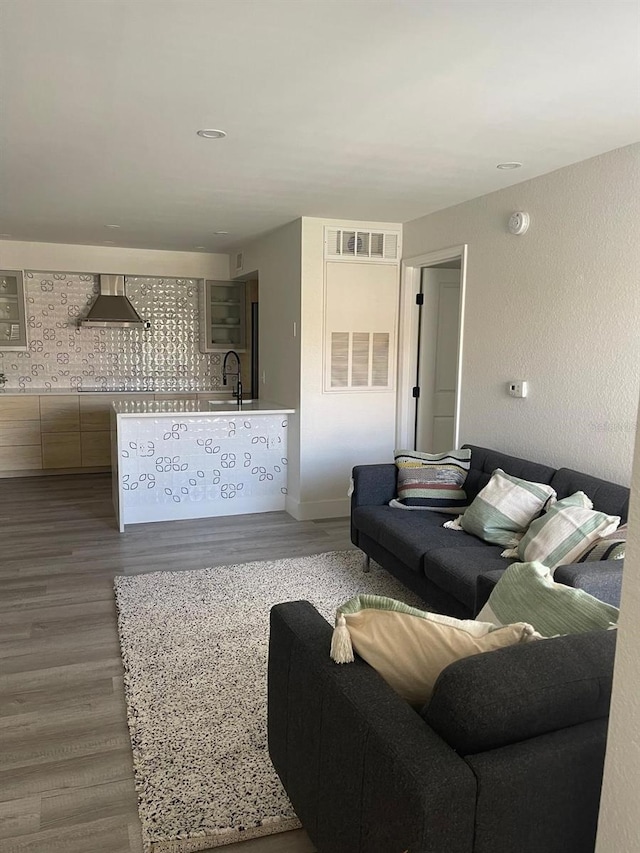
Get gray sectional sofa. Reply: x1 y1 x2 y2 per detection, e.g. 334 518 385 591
351 444 628 617
268 601 615 853
267 445 627 852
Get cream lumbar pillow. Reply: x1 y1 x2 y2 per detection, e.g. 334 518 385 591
445 468 557 546
476 561 620 637
330 594 538 706
501 491 621 570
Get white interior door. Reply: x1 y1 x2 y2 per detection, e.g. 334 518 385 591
415 268 461 452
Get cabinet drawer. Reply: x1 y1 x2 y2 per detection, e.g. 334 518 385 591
0 420 41 446
0 444 42 471
81 431 111 467
0 396 40 421
42 432 82 469
40 395 80 432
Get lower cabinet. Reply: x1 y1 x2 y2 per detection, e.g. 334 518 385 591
81 431 111 466
42 432 82 469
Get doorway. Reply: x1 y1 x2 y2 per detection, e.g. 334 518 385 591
396 245 467 452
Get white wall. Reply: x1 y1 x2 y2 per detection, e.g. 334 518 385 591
595 396 640 851
233 220 303 505
298 217 402 519
403 143 640 485
0 240 230 279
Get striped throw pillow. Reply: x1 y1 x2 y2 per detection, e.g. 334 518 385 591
476 561 619 637
458 468 557 546
505 492 621 570
576 524 627 562
390 448 471 513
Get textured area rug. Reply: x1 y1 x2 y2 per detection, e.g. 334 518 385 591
115 550 424 853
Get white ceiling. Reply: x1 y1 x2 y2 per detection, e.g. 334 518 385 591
1 0 639 254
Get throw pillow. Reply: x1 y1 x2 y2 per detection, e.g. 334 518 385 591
502 491 621 570
453 468 557 546
575 524 627 562
476 561 619 637
389 448 471 513
330 594 538 706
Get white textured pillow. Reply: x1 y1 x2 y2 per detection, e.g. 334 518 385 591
330 594 538 706
502 492 620 570
454 468 557 546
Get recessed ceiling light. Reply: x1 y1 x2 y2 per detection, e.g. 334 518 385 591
497 162 522 170
103 240 115 245
0 233 11 238
197 129 227 139
104 224 120 229
195 246 207 249
214 231 229 235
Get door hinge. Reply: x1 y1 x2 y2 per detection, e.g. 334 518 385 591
415 293 424 305
412 386 420 398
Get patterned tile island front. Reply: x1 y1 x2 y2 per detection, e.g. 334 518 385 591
111 399 294 531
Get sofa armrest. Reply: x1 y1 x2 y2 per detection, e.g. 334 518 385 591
268 601 476 853
351 463 397 508
554 561 623 607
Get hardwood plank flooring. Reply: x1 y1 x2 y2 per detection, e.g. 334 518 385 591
0 473 350 852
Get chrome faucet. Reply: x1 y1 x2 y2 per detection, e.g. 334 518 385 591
222 350 243 407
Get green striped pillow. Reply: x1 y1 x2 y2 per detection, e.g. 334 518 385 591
459 468 557 546
506 492 621 570
476 561 619 637
390 448 471 513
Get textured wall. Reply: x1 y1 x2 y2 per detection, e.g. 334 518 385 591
0 273 223 391
595 403 640 851
403 143 640 485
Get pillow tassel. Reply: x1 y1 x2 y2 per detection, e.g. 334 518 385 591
501 546 519 558
330 614 355 664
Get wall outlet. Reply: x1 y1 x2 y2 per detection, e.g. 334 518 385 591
508 380 528 398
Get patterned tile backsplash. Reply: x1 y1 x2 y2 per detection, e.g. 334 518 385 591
0 272 223 391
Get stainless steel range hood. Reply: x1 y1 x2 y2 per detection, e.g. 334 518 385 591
80 274 150 328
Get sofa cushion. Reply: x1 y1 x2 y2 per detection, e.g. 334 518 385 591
391 448 471 512
550 468 630 519
424 546 513 610
330 593 537 706
352 506 479 573
476 561 620 637
424 629 616 754
458 468 557 547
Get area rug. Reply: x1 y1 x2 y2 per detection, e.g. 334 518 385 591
114 549 425 853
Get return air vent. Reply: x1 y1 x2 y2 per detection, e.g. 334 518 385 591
329 331 391 390
325 228 400 262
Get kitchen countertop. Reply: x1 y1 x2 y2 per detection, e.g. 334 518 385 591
112 399 295 416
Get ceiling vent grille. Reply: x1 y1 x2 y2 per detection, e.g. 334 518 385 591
325 228 400 262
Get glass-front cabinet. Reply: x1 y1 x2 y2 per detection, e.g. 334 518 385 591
199 280 247 353
0 270 27 350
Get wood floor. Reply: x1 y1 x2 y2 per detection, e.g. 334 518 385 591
0 473 352 853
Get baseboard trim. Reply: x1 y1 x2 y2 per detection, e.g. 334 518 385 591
285 496 350 521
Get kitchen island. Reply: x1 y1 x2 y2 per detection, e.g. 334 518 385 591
111 399 294 531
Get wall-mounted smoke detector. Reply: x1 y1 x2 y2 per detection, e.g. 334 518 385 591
508 211 530 235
